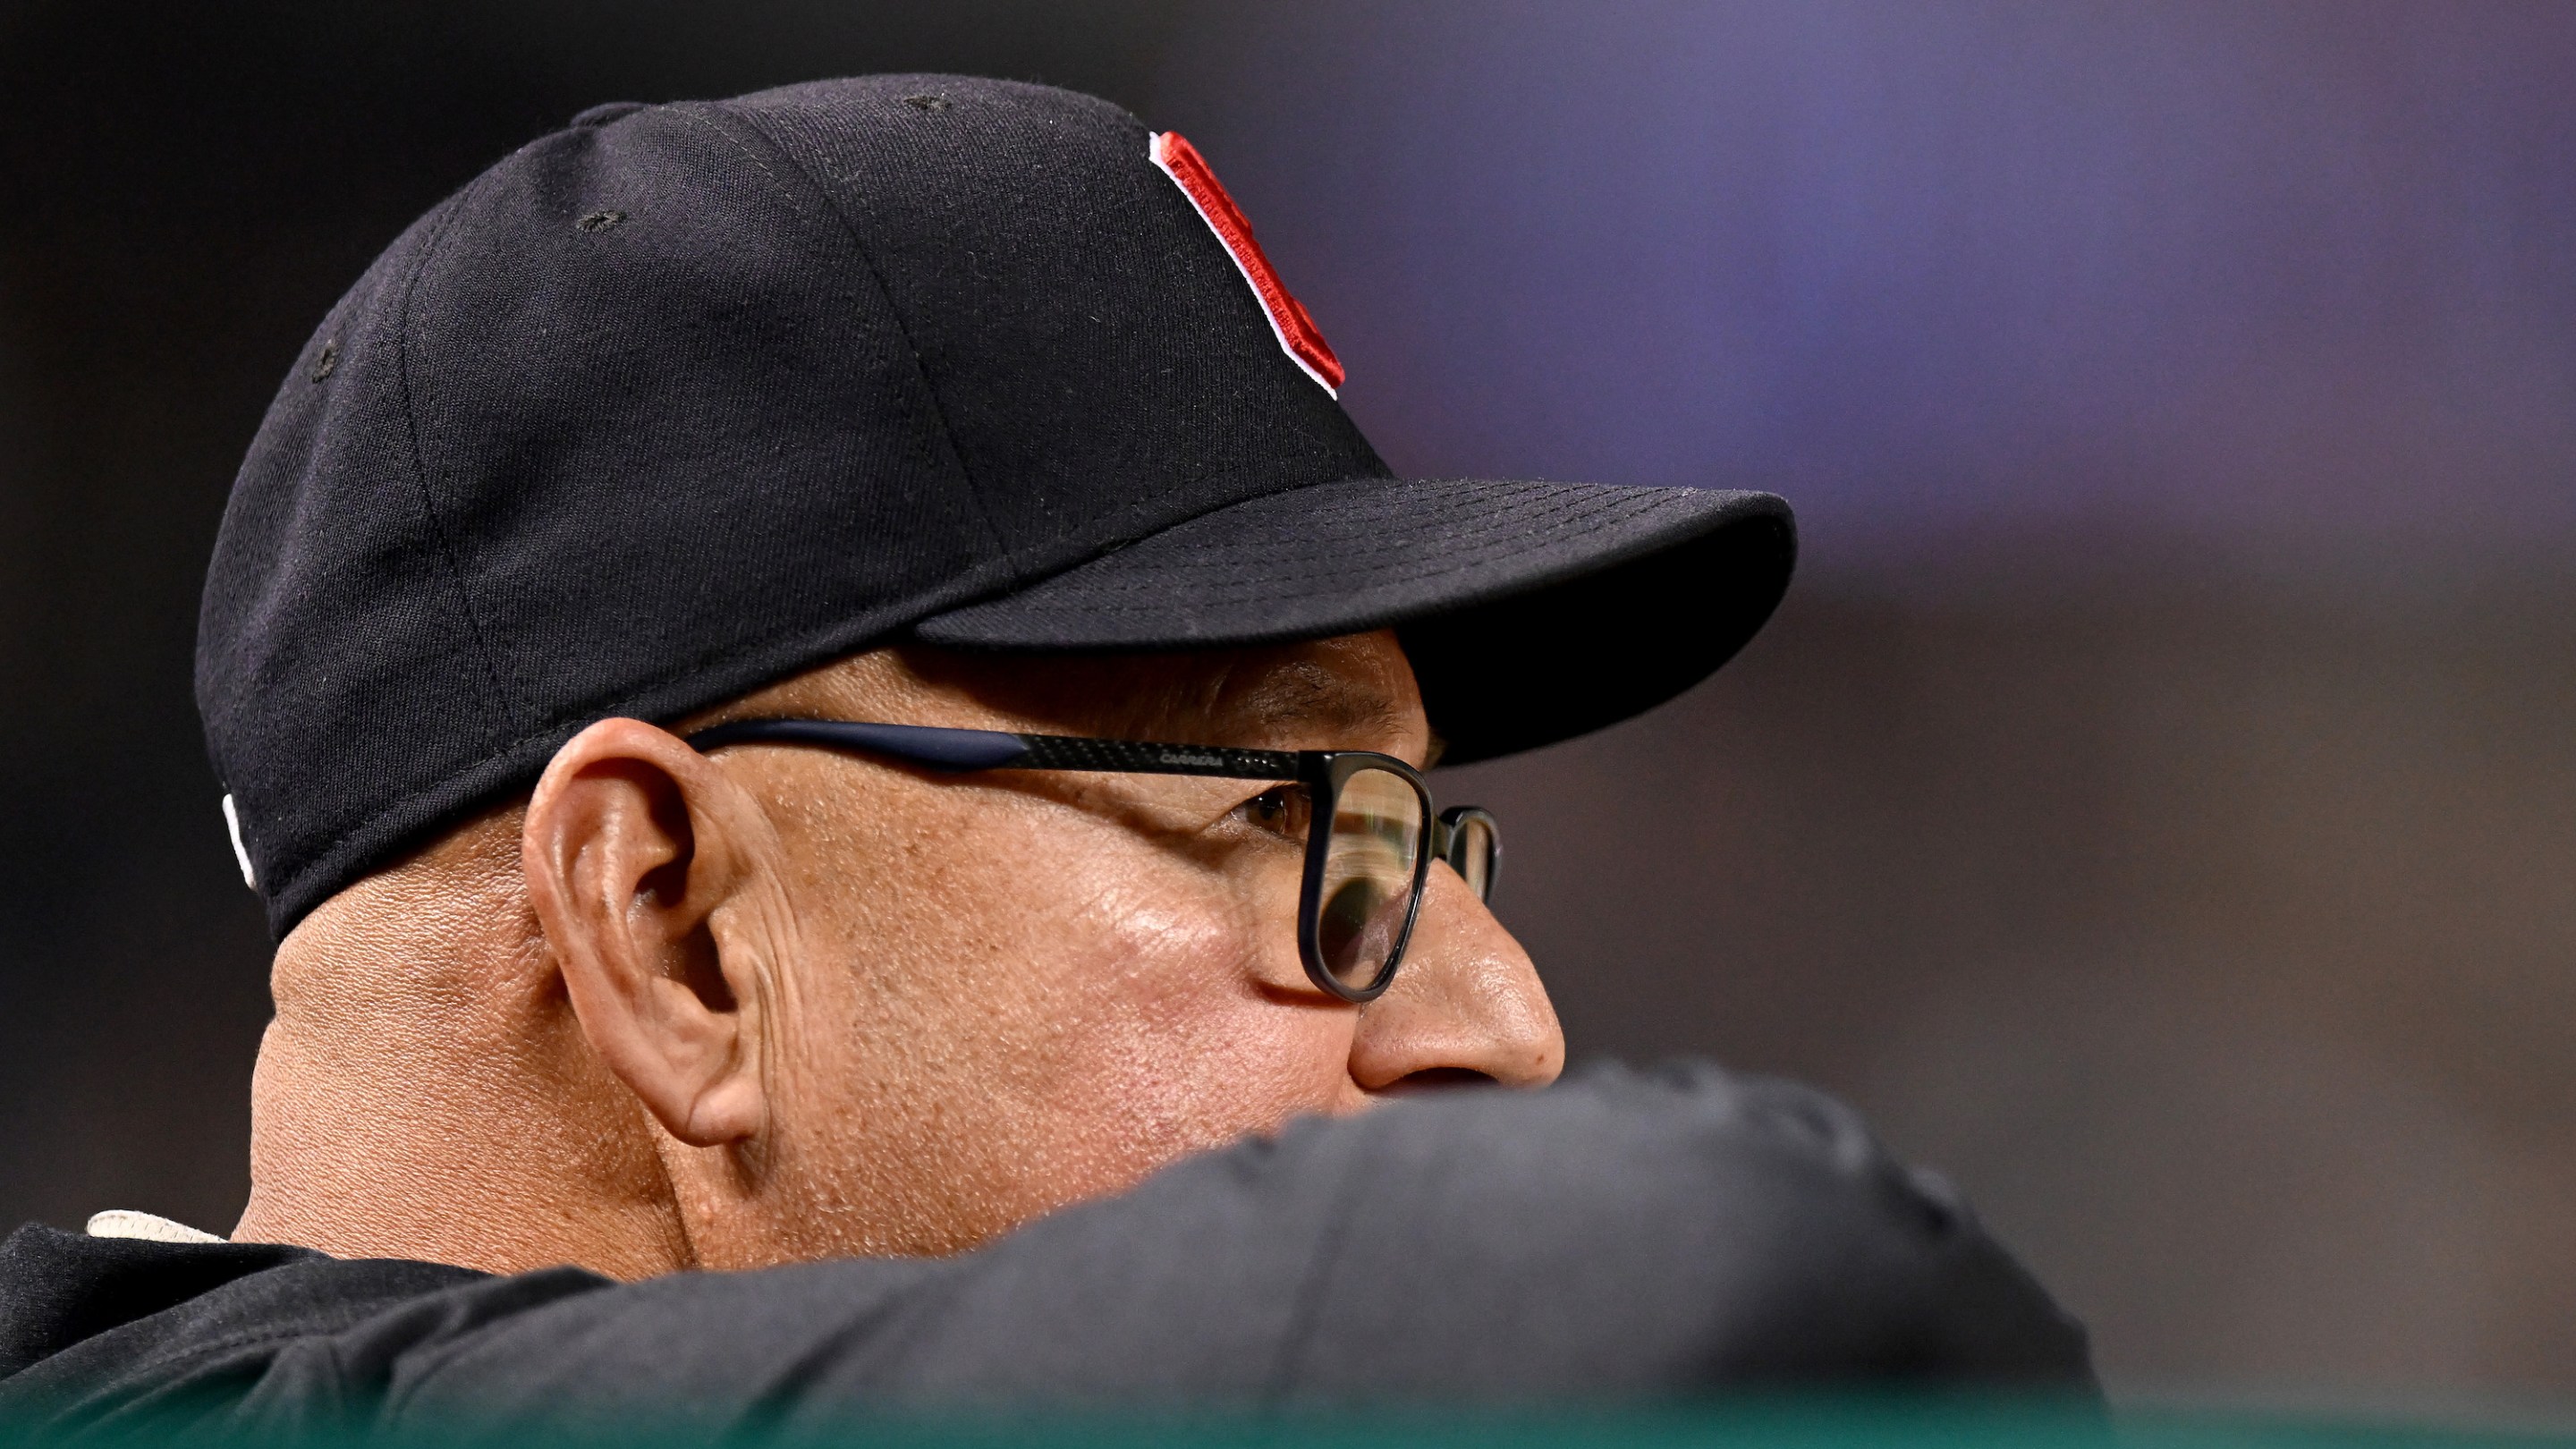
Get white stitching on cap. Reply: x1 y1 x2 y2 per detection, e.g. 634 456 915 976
221 794 257 891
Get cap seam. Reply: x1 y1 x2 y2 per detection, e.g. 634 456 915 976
687 100 1007 557
394 174 525 743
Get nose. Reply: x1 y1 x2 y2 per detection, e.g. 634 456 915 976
1346 862 1564 1092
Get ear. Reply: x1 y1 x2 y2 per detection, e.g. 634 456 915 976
522 717 778 1148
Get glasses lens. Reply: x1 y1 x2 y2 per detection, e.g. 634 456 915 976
1450 812 1497 901
1315 767 1426 990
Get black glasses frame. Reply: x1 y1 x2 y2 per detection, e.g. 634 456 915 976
683 717 1499 1003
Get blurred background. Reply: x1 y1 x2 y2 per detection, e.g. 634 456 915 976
4 0 2572 1414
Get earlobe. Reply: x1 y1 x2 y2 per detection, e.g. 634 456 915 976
523 718 776 1149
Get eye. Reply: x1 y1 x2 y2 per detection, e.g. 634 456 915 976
1233 784 1313 843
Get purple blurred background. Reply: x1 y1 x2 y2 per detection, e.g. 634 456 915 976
1165 1 2576 571
4 0 2572 1411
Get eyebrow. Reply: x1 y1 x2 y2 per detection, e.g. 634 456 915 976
1220 659 1410 747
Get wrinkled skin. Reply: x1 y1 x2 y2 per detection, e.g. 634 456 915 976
236 631 1563 1277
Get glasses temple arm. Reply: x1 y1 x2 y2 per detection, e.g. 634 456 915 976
684 718 1035 771
684 718 1306 781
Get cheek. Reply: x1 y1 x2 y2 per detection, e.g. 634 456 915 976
1043 859 1360 1152
761 775 1360 1239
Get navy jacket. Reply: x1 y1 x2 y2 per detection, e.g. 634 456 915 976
0 1064 2091 1436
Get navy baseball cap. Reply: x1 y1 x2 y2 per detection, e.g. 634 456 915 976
199 74 1794 936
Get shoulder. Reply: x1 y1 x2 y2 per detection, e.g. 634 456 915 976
1219 1063 2095 1391
0 1221 599 1432
751 1063 2097 1403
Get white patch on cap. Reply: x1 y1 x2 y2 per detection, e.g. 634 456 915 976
221 793 257 890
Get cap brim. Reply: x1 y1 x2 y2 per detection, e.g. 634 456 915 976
911 478 1795 764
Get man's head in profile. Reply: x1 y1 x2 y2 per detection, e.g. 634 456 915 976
201 76 1794 1281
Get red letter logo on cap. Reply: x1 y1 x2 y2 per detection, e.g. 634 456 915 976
1150 131 1346 397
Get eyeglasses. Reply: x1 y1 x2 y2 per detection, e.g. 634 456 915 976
683 718 1501 1003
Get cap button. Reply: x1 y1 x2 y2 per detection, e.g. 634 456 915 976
569 101 649 129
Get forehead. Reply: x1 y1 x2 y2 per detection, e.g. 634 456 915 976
721 630 1428 755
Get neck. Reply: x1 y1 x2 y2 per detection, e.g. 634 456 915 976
233 1013 688 1281
233 822 691 1280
